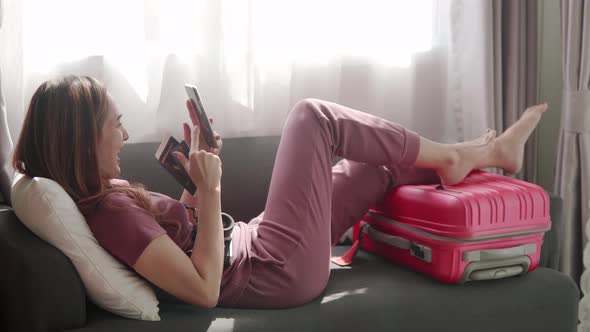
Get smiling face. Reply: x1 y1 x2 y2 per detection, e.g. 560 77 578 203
96 95 129 179
13 76 134 202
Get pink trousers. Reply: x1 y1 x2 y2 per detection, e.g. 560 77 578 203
218 99 439 308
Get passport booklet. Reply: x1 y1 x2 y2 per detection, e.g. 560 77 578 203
155 136 197 195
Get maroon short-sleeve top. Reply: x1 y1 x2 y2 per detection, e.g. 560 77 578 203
86 185 194 267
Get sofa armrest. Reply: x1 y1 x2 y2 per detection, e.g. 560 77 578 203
539 194 562 270
0 206 86 332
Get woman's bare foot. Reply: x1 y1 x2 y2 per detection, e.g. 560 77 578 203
491 103 548 173
434 129 497 185
435 103 547 185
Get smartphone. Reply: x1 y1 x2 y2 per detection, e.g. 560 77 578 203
184 84 219 149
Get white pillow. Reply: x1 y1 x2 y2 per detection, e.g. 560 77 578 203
11 174 161 321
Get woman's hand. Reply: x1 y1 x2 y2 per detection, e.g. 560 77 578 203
174 125 222 193
184 100 223 155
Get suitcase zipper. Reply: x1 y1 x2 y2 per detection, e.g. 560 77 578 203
366 211 550 243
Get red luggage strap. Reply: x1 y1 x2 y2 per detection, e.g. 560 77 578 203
331 224 368 266
332 223 435 266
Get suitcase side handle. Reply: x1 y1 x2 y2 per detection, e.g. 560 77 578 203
366 225 432 263
461 256 531 283
462 244 537 262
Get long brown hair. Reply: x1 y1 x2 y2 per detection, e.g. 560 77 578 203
13 75 154 216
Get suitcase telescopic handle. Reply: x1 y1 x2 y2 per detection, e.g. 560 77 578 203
366 226 537 265
366 226 432 263
462 244 537 262
365 226 536 283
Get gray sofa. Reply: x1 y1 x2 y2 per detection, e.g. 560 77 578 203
0 136 580 332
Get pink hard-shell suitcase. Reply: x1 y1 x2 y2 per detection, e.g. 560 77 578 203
345 171 551 283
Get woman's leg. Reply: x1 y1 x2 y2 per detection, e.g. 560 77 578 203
239 99 423 308
329 160 439 245
328 126 501 244
237 99 545 308
415 103 547 185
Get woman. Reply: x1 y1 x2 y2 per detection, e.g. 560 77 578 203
13 75 546 309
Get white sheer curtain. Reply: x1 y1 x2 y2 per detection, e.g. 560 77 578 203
0 0 493 145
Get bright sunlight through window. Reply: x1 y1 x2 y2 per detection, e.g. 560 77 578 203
21 0 434 105
24 0 433 66
250 0 434 67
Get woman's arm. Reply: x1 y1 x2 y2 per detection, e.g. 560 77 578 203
133 189 223 307
131 108 226 307
189 189 224 297
178 98 223 209
133 124 224 307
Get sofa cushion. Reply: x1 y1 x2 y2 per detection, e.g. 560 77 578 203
119 138 281 223
66 246 579 332
540 193 562 269
0 205 86 332
0 0 13 205
10 174 161 321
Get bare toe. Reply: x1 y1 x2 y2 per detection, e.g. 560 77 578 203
483 129 496 144
493 103 547 174
526 103 548 115
469 129 497 146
